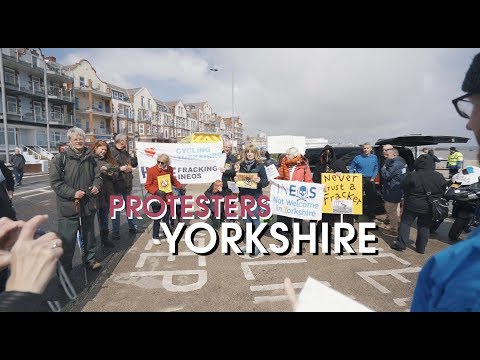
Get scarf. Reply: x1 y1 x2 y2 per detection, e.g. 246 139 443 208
279 155 304 180
244 159 256 172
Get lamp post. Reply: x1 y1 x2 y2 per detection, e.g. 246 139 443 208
0 48 9 163
210 67 234 134
43 58 51 152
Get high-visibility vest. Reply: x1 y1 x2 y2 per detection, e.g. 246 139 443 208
447 151 463 167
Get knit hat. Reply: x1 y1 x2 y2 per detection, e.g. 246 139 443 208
462 53 480 94
449 146 456 151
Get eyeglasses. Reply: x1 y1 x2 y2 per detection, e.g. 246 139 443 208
452 93 473 119
383 148 393 152
157 161 165 165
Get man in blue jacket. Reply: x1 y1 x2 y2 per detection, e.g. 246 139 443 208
411 52 480 311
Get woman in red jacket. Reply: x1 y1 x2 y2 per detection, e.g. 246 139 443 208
145 153 183 245
276 147 313 244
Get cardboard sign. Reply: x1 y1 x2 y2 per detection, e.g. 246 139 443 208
157 174 172 194
321 173 363 215
236 173 258 189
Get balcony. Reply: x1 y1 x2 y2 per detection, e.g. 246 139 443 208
75 84 111 99
48 86 74 103
1 48 44 76
49 112 74 126
76 107 112 117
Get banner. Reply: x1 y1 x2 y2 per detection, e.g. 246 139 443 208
270 179 325 220
136 142 224 184
267 135 306 154
321 173 363 214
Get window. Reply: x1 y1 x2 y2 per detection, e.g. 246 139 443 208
128 121 133 134
0 129 15 145
164 130 168 139
32 77 41 92
148 98 151 109
118 104 124 115
5 68 15 85
75 118 82 127
36 130 47 146
33 102 42 121
32 56 38 67
139 123 145 135
141 96 144 107
100 120 105 129
79 76 85 87
147 125 151 135
85 121 90 132
75 97 79 110
6 96 17 113
119 120 126 134
129 141 133 151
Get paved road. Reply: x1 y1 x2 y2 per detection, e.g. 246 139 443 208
11 173 461 312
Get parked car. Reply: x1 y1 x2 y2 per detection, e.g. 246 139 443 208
305 135 469 215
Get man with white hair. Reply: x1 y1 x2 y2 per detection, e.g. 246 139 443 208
11 147 25 186
50 127 103 272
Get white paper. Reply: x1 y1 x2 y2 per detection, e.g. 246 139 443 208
227 181 239 193
296 277 373 312
265 164 280 181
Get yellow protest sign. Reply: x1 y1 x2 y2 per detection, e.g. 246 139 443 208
157 174 172 193
321 173 363 214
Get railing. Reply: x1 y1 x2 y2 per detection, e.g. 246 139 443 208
23 145 47 161
33 145 54 160
48 86 74 102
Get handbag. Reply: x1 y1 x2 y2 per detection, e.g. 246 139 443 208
419 177 449 222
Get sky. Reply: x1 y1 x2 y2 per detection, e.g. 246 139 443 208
43 48 480 145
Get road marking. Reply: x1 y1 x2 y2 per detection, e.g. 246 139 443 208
241 259 307 280
136 251 206 268
357 267 421 294
14 186 51 196
130 270 207 292
335 253 411 266
21 189 53 198
393 297 411 307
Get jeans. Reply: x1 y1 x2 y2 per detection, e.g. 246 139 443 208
244 204 262 254
397 208 432 252
98 207 109 233
151 202 171 239
111 192 137 235
13 168 23 184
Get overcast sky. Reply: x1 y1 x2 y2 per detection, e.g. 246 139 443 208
43 48 480 145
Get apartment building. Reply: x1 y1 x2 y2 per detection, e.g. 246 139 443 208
223 116 244 150
126 87 157 143
0 48 74 160
64 59 113 145
164 100 189 142
108 82 135 149
154 100 174 142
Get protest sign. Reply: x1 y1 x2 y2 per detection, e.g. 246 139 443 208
321 173 363 214
136 142 223 184
236 173 258 189
270 179 325 220
265 164 279 181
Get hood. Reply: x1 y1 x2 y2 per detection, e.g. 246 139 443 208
317 145 336 164
414 154 434 171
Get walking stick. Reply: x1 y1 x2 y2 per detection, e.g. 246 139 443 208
75 199 88 287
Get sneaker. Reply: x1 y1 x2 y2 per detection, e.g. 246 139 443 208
87 261 102 270
152 238 161 245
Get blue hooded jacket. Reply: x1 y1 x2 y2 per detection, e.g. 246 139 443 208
381 156 407 203
411 227 480 311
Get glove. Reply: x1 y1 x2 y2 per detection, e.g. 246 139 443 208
155 190 166 198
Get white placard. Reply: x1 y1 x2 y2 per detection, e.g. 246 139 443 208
265 164 279 181
227 181 239 193
296 277 373 312
136 142 223 184
267 135 306 154
270 179 325 220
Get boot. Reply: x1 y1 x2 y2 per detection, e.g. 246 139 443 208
101 230 115 248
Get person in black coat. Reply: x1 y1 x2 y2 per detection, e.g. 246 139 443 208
390 154 447 253
312 145 354 238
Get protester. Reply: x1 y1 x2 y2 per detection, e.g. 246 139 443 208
0 215 63 312
312 145 354 238
110 134 141 241
219 140 236 194
0 160 16 292
145 153 184 245
390 154 446 254
427 149 441 169
204 179 228 230
411 52 480 311
234 145 269 255
380 148 407 236
349 143 379 220
263 151 277 168
50 127 102 272
92 140 117 248
11 148 26 186
276 147 312 243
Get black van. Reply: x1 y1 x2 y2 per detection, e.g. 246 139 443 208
305 135 469 215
